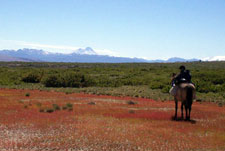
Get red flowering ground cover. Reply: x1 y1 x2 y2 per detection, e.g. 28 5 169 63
0 88 224 150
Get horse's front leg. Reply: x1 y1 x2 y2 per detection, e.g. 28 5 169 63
181 102 184 119
174 99 178 120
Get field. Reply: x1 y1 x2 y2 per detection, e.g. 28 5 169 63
0 62 224 150
0 89 224 150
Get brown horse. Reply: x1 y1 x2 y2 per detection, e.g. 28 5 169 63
172 83 196 120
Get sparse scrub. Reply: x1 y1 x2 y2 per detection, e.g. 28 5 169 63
0 61 225 103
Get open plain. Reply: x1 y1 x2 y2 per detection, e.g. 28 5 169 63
0 88 224 150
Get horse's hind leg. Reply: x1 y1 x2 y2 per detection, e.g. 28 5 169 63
185 105 189 121
188 105 192 120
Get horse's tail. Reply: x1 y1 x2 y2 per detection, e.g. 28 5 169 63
186 86 193 105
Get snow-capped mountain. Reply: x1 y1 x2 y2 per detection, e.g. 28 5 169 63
0 48 147 63
74 47 97 55
202 56 225 61
0 48 223 63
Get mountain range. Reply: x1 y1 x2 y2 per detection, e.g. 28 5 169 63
0 47 220 63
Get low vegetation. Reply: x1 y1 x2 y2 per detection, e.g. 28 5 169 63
0 61 224 103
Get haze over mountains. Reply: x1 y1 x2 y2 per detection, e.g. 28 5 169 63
0 47 222 63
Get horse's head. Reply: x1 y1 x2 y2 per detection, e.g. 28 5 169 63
171 73 177 81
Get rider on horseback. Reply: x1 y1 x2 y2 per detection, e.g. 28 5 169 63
173 65 191 85
170 65 192 96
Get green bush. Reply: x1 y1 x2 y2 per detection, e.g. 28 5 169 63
43 72 95 88
66 103 73 108
43 75 61 87
22 72 41 83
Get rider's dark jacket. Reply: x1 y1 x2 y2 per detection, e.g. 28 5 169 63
174 70 191 85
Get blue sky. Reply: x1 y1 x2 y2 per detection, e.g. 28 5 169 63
0 0 225 59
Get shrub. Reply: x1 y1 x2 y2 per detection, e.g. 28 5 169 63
52 104 60 111
25 93 30 97
66 103 73 108
88 102 96 105
43 73 95 88
65 91 72 95
22 72 41 83
127 100 136 105
68 108 73 111
46 108 54 113
43 75 61 87
218 102 223 107
62 106 68 110
64 103 74 111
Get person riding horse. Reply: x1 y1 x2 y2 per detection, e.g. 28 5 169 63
170 65 196 120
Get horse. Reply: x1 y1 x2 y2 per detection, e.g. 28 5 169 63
171 83 196 121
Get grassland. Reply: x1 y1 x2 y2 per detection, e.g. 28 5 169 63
0 61 224 104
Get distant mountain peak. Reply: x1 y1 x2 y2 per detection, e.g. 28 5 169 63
17 48 48 55
166 57 199 62
74 47 97 55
